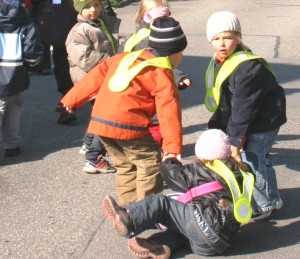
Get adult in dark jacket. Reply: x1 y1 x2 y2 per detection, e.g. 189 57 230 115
0 0 43 156
32 0 77 109
204 11 287 220
26 0 51 75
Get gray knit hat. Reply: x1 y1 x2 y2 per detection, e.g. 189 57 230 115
149 17 187 56
206 11 241 42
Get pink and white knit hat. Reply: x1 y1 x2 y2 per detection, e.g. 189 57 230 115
195 129 231 160
143 7 171 23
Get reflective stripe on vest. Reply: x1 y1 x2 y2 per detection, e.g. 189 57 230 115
98 18 117 54
124 28 150 52
108 49 171 92
205 51 276 112
205 159 255 224
0 32 23 66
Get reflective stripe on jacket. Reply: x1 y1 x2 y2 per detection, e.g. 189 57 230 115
61 50 182 154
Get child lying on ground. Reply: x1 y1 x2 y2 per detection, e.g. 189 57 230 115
102 129 256 258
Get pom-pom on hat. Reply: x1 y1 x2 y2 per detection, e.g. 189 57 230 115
149 17 187 56
73 0 98 13
195 129 231 160
206 11 241 42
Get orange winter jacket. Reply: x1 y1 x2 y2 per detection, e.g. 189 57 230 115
61 50 182 154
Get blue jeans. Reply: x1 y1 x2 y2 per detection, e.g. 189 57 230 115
125 193 221 256
244 128 281 211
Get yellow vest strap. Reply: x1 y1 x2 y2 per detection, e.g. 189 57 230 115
205 159 255 224
205 51 276 112
98 18 117 54
124 28 151 52
109 50 171 92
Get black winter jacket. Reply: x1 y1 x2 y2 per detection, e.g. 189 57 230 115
0 2 43 98
208 47 287 147
160 158 243 254
33 0 77 48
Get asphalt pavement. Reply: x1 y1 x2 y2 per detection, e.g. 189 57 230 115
1 0 300 258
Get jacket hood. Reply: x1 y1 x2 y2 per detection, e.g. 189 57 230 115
0 3 29 33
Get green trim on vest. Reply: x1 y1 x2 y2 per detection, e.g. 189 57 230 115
108 49 172 92
205 159 255 224
98 18 117 54
124 28 151 52
205 51 276 112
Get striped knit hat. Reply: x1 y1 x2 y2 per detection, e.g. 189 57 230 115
149 17 187 56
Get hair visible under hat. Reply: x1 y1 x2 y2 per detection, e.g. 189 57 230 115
195 129 231 160
73 0 98 13
148 17 187 56
206 11 241 42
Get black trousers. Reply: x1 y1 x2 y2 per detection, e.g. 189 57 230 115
52 46 73 96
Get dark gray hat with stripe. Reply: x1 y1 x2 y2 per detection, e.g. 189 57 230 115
149 17 187 56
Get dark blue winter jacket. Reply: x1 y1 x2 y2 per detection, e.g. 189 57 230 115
0 1 43 98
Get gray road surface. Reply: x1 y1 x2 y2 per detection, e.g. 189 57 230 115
1 0 300 258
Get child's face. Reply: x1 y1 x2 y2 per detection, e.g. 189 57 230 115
81 0 101 20
211 31 241 58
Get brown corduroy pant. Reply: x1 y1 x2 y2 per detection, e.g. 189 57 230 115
100 134 163 206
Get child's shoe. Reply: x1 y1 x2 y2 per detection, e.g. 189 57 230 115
83 156 116 174
128 237 171 259
79 143 90 155
252 198 283 221
57 110 77 124
5 147 21 157
102 195 134 237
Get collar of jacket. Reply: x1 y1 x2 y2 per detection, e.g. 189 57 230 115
215 44 246 64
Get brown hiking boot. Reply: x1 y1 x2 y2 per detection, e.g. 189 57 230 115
128 237 171 259
102 195 133 237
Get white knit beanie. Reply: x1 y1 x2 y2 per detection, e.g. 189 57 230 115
206 11 241 42
195 129 231 160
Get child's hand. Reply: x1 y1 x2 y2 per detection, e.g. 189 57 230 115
162 152 181 161
57 104 77 124
62 103 76 113
178 78 192 90
230 145 250 171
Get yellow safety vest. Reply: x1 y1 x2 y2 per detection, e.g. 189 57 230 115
205 51 276 112
108 49 172 92
205 159 255 224
124 28 151 52
98 18 117 54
